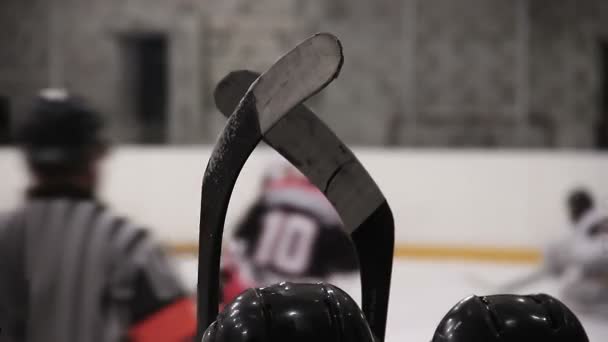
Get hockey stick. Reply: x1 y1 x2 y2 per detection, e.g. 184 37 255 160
214 70 395 342
197 33 343 340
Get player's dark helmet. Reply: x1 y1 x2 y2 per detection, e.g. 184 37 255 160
202 282 375 342
432 294 588 342
14 88 107 174
567 188 594 223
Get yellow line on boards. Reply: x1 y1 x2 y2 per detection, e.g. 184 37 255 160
169 243 199 255
394 244 541 264
166 242 542 264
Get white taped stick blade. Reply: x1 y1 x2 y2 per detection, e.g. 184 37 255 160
252 33 343 133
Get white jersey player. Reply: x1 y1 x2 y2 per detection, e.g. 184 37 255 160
544 189 608 316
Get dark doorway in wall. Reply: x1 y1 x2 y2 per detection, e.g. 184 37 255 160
0 96 10 145
122 33 168 144
597 42 608 149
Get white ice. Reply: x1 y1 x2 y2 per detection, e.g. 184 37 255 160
175 258 607 341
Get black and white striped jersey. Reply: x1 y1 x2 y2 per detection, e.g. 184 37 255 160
0 186 194 342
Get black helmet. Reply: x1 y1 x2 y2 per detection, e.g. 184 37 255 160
432 294 589 342
203 282 374 342
567 188 594 223
15 89 107 172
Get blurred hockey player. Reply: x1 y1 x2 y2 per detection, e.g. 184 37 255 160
544 188 608 316
0 89 196 341
220 159 359 305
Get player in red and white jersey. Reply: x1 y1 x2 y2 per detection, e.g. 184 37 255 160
220 159 358 305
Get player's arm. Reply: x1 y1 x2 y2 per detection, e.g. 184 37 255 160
126 262 196 342
232 201 265 243
221 201 265 283
324 224 359 274
571 219 608 275
110 229 196 342
543 238 572 276
219 203 267 305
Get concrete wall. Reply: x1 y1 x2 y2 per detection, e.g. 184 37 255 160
2 0 608 147
530 0 604 148
2 147 607 249
0 0 50 121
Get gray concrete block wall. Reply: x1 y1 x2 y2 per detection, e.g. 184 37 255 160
412 0 522 146
529 0 601 148
301 0 408 146
1 0 607 148
0 0 50 122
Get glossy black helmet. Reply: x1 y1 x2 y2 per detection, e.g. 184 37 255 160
432 294 589 342
567 188 594 224
202 282 374 342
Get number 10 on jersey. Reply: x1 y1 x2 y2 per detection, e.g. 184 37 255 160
253 211 320 274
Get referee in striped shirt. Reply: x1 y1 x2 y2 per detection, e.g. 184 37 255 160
0 90 196 342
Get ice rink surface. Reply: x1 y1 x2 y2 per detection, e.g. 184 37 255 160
176 258 607 341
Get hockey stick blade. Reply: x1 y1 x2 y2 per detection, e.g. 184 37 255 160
214 70 394 342
198 33 343 339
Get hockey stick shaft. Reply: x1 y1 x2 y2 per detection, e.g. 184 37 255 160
197 34 343 339
214 70 394 341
